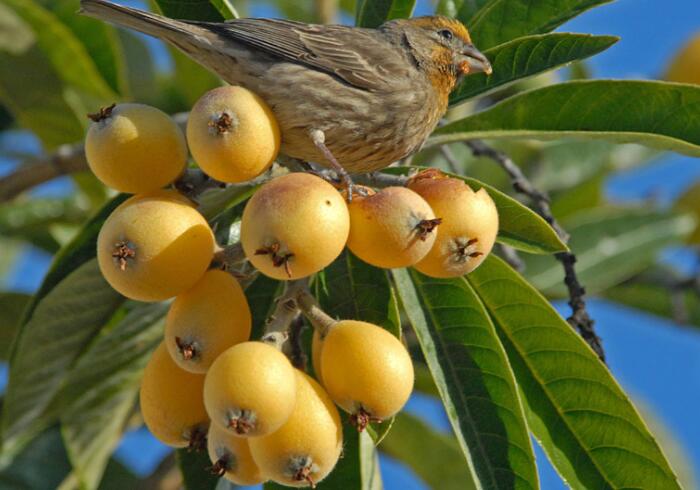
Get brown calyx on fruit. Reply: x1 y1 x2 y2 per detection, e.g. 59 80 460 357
87 103 116 123
208 455 230 477
350 406 382 432
175 337 199 361
255 242 294 278
187 425 207 452
112 241 136 271
415 218 442 241
451 237 483 263
209 112 236 135
292 458 317 488
227 409 256 435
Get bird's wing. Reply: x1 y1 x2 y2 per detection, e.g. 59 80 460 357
203 18 398 91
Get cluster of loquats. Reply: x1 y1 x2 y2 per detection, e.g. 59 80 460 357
87 83 499 487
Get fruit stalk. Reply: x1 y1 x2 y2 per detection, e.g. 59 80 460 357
296 288 336 338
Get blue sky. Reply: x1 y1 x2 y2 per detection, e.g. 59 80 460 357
2 0 700 488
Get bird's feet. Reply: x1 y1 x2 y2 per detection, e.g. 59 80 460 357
309 129 355 201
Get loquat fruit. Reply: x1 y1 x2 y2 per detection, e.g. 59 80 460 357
187 86 280 183
249 370 342 487
207 423 267 486
320 320 413 431
241 173 350 280
139 342 208 448
408 173 498 277
86 103 187 193
165 269 251 373
346 186 439 268
97 190 215 301
665 32 700 85
203 341 297 437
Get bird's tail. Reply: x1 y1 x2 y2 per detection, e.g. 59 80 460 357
79 0 205 43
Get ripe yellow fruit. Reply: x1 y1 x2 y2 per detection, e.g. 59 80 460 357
311 329 324 385
140 342 209 448
320 320 413 430
241 173 350 280
187 86 280 183
165 269 251 373
207 423 267 486
204 341 297 436
249 371 342 487
408 174 498 278
85 103 187 193
347 186 438 268
97 190 215 301
665 32 700 85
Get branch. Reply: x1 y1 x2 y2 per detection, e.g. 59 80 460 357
0 143 89 202
465 140 605 363
314 0 337 24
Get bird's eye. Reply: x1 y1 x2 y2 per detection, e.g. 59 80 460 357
438 29 453 41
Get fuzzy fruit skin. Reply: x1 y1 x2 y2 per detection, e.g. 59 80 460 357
97 190 215 301
140 343 209 448
249 371 342 487
347 186 437 268
320 320 413 420
665 33 700 85
241 173 350 280
204 341 297 437
86 103 187 193
408 177 498 278
165 269 252 373
187 86 280 183
207 423 267 485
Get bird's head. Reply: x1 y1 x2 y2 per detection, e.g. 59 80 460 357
386 16 492 97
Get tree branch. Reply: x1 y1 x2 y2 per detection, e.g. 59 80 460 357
465 140 605 363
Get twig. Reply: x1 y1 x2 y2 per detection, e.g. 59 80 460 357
287 315 307 369
314 0 337 24
499 243 525 273
264 279 308 335
0 143 89 202
466 139 605 363
439 145 462 174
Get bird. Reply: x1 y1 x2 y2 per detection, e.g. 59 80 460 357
79 0 492 183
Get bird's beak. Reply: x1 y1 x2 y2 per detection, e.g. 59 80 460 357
458 44 492 75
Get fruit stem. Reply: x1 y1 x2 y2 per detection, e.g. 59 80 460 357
212 242 246 270
263 279 308 336
296 288 336 338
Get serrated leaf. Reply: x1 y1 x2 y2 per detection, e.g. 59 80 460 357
392 268 537 489
1 260 124 458
432 81 700 158
465 0 613 49
355 0 416 27
380 412 477 490
58 303 167 490
383 167 567 254
466 255 680 489
524 207 695 296
450 33 618 105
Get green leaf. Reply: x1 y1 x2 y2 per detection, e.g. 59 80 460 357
392 268 538 489
154 0 237 21
465 0 613 49
676 181 700 244
2 0 115 105
432 81 700 158
437 0 491 18
0 292 31 360
177 448 220 490
355 0 416 27
383 167 568 254
450 33 618 105
47 0 129 95
1 260 124 459
523 208 695 296
604 279 700 329
380 412 477 490
58 303 167 490
466 255 680 489
117 30 157 102
0 426 72 489
246 273 284 340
